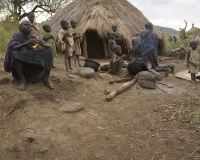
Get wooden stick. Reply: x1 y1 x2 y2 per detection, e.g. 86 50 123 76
109 77 133 84
4 100 27 117
106 78 137 101
157 56 176 61
156 86 167 93
156 81 173 88
190 147 200 157
166 41 174 51
0 129 6 133
0 132 11 141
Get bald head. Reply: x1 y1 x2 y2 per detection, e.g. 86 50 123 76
112 25 117 32
190 40 198 46
20 20 32 26
145 22 153 30
70 20 78 28
19 20 32 34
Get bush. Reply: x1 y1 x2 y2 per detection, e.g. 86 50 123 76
0 26 10 54
163 36 193 59
0 19 19 55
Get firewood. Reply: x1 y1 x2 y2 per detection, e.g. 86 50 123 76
109 77 133 84
106 77 137 101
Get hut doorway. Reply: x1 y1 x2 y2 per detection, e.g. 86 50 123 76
86 30 105 59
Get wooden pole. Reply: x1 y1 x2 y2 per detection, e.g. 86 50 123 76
109 77 133 84
106 77 137 101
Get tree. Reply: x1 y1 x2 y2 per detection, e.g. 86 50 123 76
179 20 187 40
0 0 73 21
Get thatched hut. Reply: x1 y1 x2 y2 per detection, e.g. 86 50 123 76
47 0 165 59
187 24 200 40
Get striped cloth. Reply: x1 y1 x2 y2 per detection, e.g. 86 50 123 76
4 32 52 82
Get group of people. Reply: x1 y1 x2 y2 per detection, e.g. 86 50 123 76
4 12 199 91
108 22 175 77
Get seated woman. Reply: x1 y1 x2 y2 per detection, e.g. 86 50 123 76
4 20 54 91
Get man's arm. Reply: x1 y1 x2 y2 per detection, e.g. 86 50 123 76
112 54 125 64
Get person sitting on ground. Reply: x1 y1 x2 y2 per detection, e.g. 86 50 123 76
57 20 74 71
4 20 54 91
108 31 117 56
185 40 200 83
43 24 57 68
69 20 82 67
27 12 40 37
135 22 175 76
108 45 125 75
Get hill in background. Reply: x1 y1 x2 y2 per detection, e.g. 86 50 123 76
155 25 179 38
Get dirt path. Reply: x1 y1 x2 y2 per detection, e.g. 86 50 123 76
0 57 199 160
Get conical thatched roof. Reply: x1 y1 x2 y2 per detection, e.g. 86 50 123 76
47 0 164 58
187 24 200 36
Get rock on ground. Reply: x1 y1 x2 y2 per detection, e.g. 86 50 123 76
148 69 162 81
79 67 95 78
0 77 10 84
138 71 156 89
60 103 85 113
98 73 112 80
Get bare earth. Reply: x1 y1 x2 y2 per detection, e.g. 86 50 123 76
0 56 200 160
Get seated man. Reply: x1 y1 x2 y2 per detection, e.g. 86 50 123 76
108 45 125 75
4 20 54 91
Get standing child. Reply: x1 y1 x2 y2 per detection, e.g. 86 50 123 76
186 40 200 83
57 20 74 71
43 24 57 68
111 25 123 44
27 12 40 37
108 31 117 56
69 20 82 66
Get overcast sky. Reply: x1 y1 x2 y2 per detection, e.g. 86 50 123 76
127 0 200 31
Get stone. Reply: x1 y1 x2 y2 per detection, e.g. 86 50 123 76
148 69 162 81
0 77 10 84
98 73 112 80
61 103 84 113
68 74 79 78
51 75 64 83
79 67 95 78
70 68 80 75
138 71 156 89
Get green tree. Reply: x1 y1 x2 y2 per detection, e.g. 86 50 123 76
0 0 73 21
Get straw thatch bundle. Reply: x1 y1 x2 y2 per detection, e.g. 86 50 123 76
46 0 165 58
187 24 200 40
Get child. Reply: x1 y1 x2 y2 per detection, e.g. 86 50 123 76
27 12 40 37
108 45 125 75
108 31 117 56
57 20 74 71
69 20 82 67
110 25 128 55
109 25 123 43
186 40 200 83
43 24 57 68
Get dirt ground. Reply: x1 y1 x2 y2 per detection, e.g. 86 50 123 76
0 56 200 160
